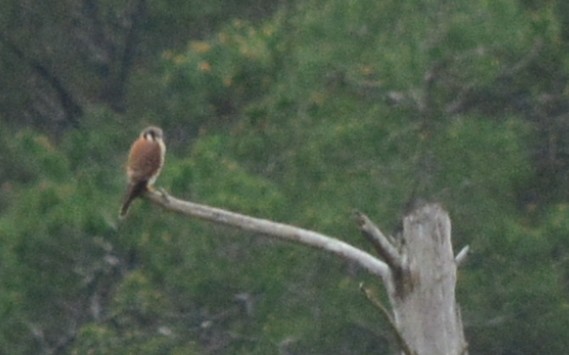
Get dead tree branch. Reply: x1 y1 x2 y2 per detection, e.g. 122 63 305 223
354 211 404 272
139 191 469 354
143 190 390 281
360 283 417 355
455 245 470 267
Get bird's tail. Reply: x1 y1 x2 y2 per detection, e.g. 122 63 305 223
119 181 147 218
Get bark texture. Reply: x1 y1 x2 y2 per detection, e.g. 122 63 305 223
140 190 468 354
389 204 468 355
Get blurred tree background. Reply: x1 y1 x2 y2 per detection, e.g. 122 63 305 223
1 0 569 353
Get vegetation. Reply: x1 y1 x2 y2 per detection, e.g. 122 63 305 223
1 0 569 353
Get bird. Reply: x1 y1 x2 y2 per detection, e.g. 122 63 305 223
119 126 166 218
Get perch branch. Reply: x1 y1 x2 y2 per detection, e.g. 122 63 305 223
354 211 404 272
359 283 417 355
143 190 390 280
455 245 470 267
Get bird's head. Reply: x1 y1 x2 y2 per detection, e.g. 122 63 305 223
142 126 164 142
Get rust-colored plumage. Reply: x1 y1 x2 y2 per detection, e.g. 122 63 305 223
119 126 166 218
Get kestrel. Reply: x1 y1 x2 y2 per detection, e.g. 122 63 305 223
119 126 166 218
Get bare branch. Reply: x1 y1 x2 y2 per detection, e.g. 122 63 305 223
354 211 403 272
143 190 390 280
455 245 470 267
359 283 417 355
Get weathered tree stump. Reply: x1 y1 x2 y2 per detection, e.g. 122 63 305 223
357 203 468 355
392 204 467 355
142 191 468 355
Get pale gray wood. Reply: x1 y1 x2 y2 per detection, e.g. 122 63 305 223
142 190 468 354
388 204 468 355
143 189 390 280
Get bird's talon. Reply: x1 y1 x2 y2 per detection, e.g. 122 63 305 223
158 187 170 202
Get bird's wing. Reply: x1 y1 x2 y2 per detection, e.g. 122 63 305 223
127 138 162 182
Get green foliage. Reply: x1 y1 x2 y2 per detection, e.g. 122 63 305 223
159 17 283 134
433 117 532 239
3 0 569 354
187 135 286 215
0 127 69 184
462 209 569 354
